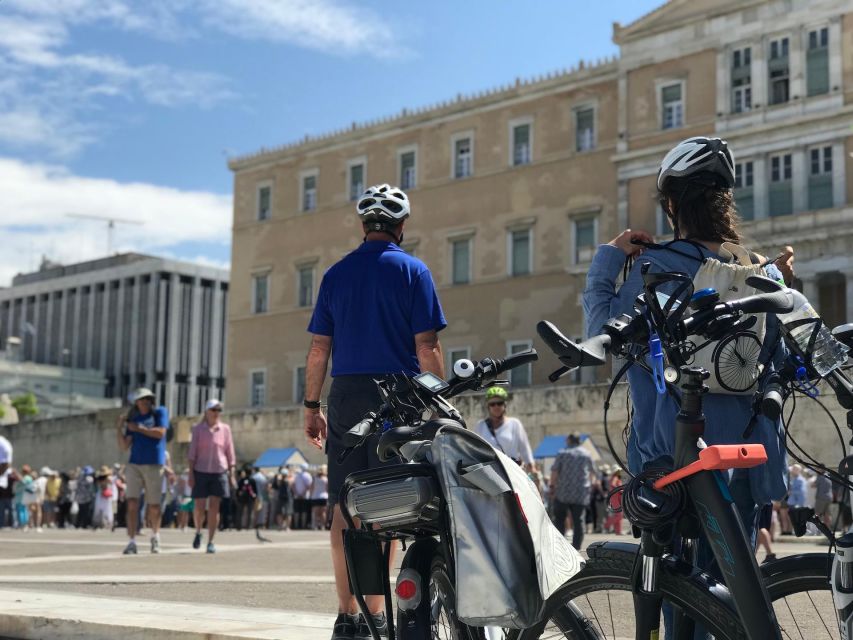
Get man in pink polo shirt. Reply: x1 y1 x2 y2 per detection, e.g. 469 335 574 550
188 399 236 553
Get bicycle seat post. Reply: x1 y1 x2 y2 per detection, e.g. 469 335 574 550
674 367 710 469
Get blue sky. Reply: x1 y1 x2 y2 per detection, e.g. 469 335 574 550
0 0 662 286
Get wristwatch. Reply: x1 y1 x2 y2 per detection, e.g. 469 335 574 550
303 399 321 410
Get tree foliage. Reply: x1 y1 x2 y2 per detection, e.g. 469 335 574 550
11 393 39 418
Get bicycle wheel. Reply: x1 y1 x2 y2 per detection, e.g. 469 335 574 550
762 552 838 639
429 551 483 640
508 542 746 640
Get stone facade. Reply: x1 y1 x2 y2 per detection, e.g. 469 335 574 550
227 0 853 420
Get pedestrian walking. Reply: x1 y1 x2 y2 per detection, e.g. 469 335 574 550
116 387 170 554
303 183 446 639
235 467 258 530
0 435 10 477
43 468 61 528
251 467 269 529
188 399 236 554
814 471 834 529
549 433 597 550
0 437 14 528
311 465 329 530
93 465 115 529
273 468 294 531
74 466 96 529
292 464 313 530
474 387 535 470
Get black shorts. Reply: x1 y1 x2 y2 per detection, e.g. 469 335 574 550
326 375 400 506
191 471 230 500
758 503 773 530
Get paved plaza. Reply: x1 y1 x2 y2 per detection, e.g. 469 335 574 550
0 527 834 639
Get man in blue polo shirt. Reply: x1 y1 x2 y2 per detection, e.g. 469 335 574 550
116 387 169 555
304 183 446 640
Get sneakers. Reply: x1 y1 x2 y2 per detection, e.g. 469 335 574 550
150 537 160 554
355 612 388 640
206 542 216 554
122 540 138 555
762 553 778 564
193 532 202 549
330 613 358 640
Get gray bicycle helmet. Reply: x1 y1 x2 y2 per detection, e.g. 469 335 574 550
657 137 735 191
356 184 410 223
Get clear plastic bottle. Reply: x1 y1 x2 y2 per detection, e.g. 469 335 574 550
778 289 850 376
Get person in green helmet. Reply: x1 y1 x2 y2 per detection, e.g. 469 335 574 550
475 387 534 471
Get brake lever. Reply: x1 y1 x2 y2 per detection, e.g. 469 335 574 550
549 366 575 382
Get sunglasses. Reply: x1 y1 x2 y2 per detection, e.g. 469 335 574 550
488 401 506 407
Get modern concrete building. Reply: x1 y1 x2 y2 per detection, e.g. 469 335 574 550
226 0 853 410
0 254 229 416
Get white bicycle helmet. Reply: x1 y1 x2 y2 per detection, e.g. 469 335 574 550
657 136 735 191
356 184 410 224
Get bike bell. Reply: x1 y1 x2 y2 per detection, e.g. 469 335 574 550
689 288 720 312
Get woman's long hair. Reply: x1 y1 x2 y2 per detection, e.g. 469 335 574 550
659 172 741 244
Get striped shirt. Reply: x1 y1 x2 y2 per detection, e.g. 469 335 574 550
188 420 236 474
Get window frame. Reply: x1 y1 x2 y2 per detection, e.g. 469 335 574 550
251 272 270 315
449 235 473 285
768 36 791 106
347 156 367 202
256 181 273 221
296 263 316 308
571 216 599 265
573 104 597 152
450 130 474 179
397 145 418 191
658 80 685 130
506 340 534 388
507 226 533 277
733 160 755 220
299 168 319 213
446 346 472 377
293 365 306 405
806 26 830 97
508 116 534 167
249 368 267 408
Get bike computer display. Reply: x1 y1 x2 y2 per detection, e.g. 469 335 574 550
412 371 449 394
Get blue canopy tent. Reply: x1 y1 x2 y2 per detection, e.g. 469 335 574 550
254 447 309 470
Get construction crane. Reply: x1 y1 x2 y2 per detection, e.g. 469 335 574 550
65 213 144 256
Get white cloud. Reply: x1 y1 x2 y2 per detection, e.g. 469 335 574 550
0 157 231 286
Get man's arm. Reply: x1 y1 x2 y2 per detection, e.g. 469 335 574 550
133 425 167 440
414 330 444 378
116 414 132 451
304 334 332 449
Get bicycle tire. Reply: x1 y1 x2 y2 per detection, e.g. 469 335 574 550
761 552 838 639
507 542 747 640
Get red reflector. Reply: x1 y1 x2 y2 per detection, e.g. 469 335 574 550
514 493 528 524
395 578 418 600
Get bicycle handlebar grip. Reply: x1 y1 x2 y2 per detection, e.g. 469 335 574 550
494 349 538 376
760 381 784 422
342 415 376 448
730 289 793 316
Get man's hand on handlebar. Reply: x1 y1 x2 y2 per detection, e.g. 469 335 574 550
304 408 327 450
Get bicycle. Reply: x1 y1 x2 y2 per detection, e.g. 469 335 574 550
336 349 585 640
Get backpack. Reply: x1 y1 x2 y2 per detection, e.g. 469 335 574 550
651 241 767 395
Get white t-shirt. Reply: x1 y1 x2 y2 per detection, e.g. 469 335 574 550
474 417 534 465
0 436 11 465
293 471 313 498
34 476 48 502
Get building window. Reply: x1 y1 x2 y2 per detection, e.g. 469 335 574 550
808 146 833 211
257 185 271 221
573 217 597 264
509 228 532 277
301 174 317 212
446 347 471 376
399 150 417 190
575 107 595 152
511 123 531 166
769 153 793 217
349 162 365 201
731 47 752 113
297 265 315 307
250 370 266 408
807 27 830 97
768 37 790 105
451 237 472 285
293 366 306 404
507 340 533 388
817 272 847 328
453 136 472 179
252 274 269 314
660 83 684 129
734 161 755 220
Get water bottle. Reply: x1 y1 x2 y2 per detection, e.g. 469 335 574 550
778 289 850 376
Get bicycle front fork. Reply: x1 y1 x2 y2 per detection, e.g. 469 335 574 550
832 532 853 639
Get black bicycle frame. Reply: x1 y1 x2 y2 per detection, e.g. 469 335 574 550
637 367 781 640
